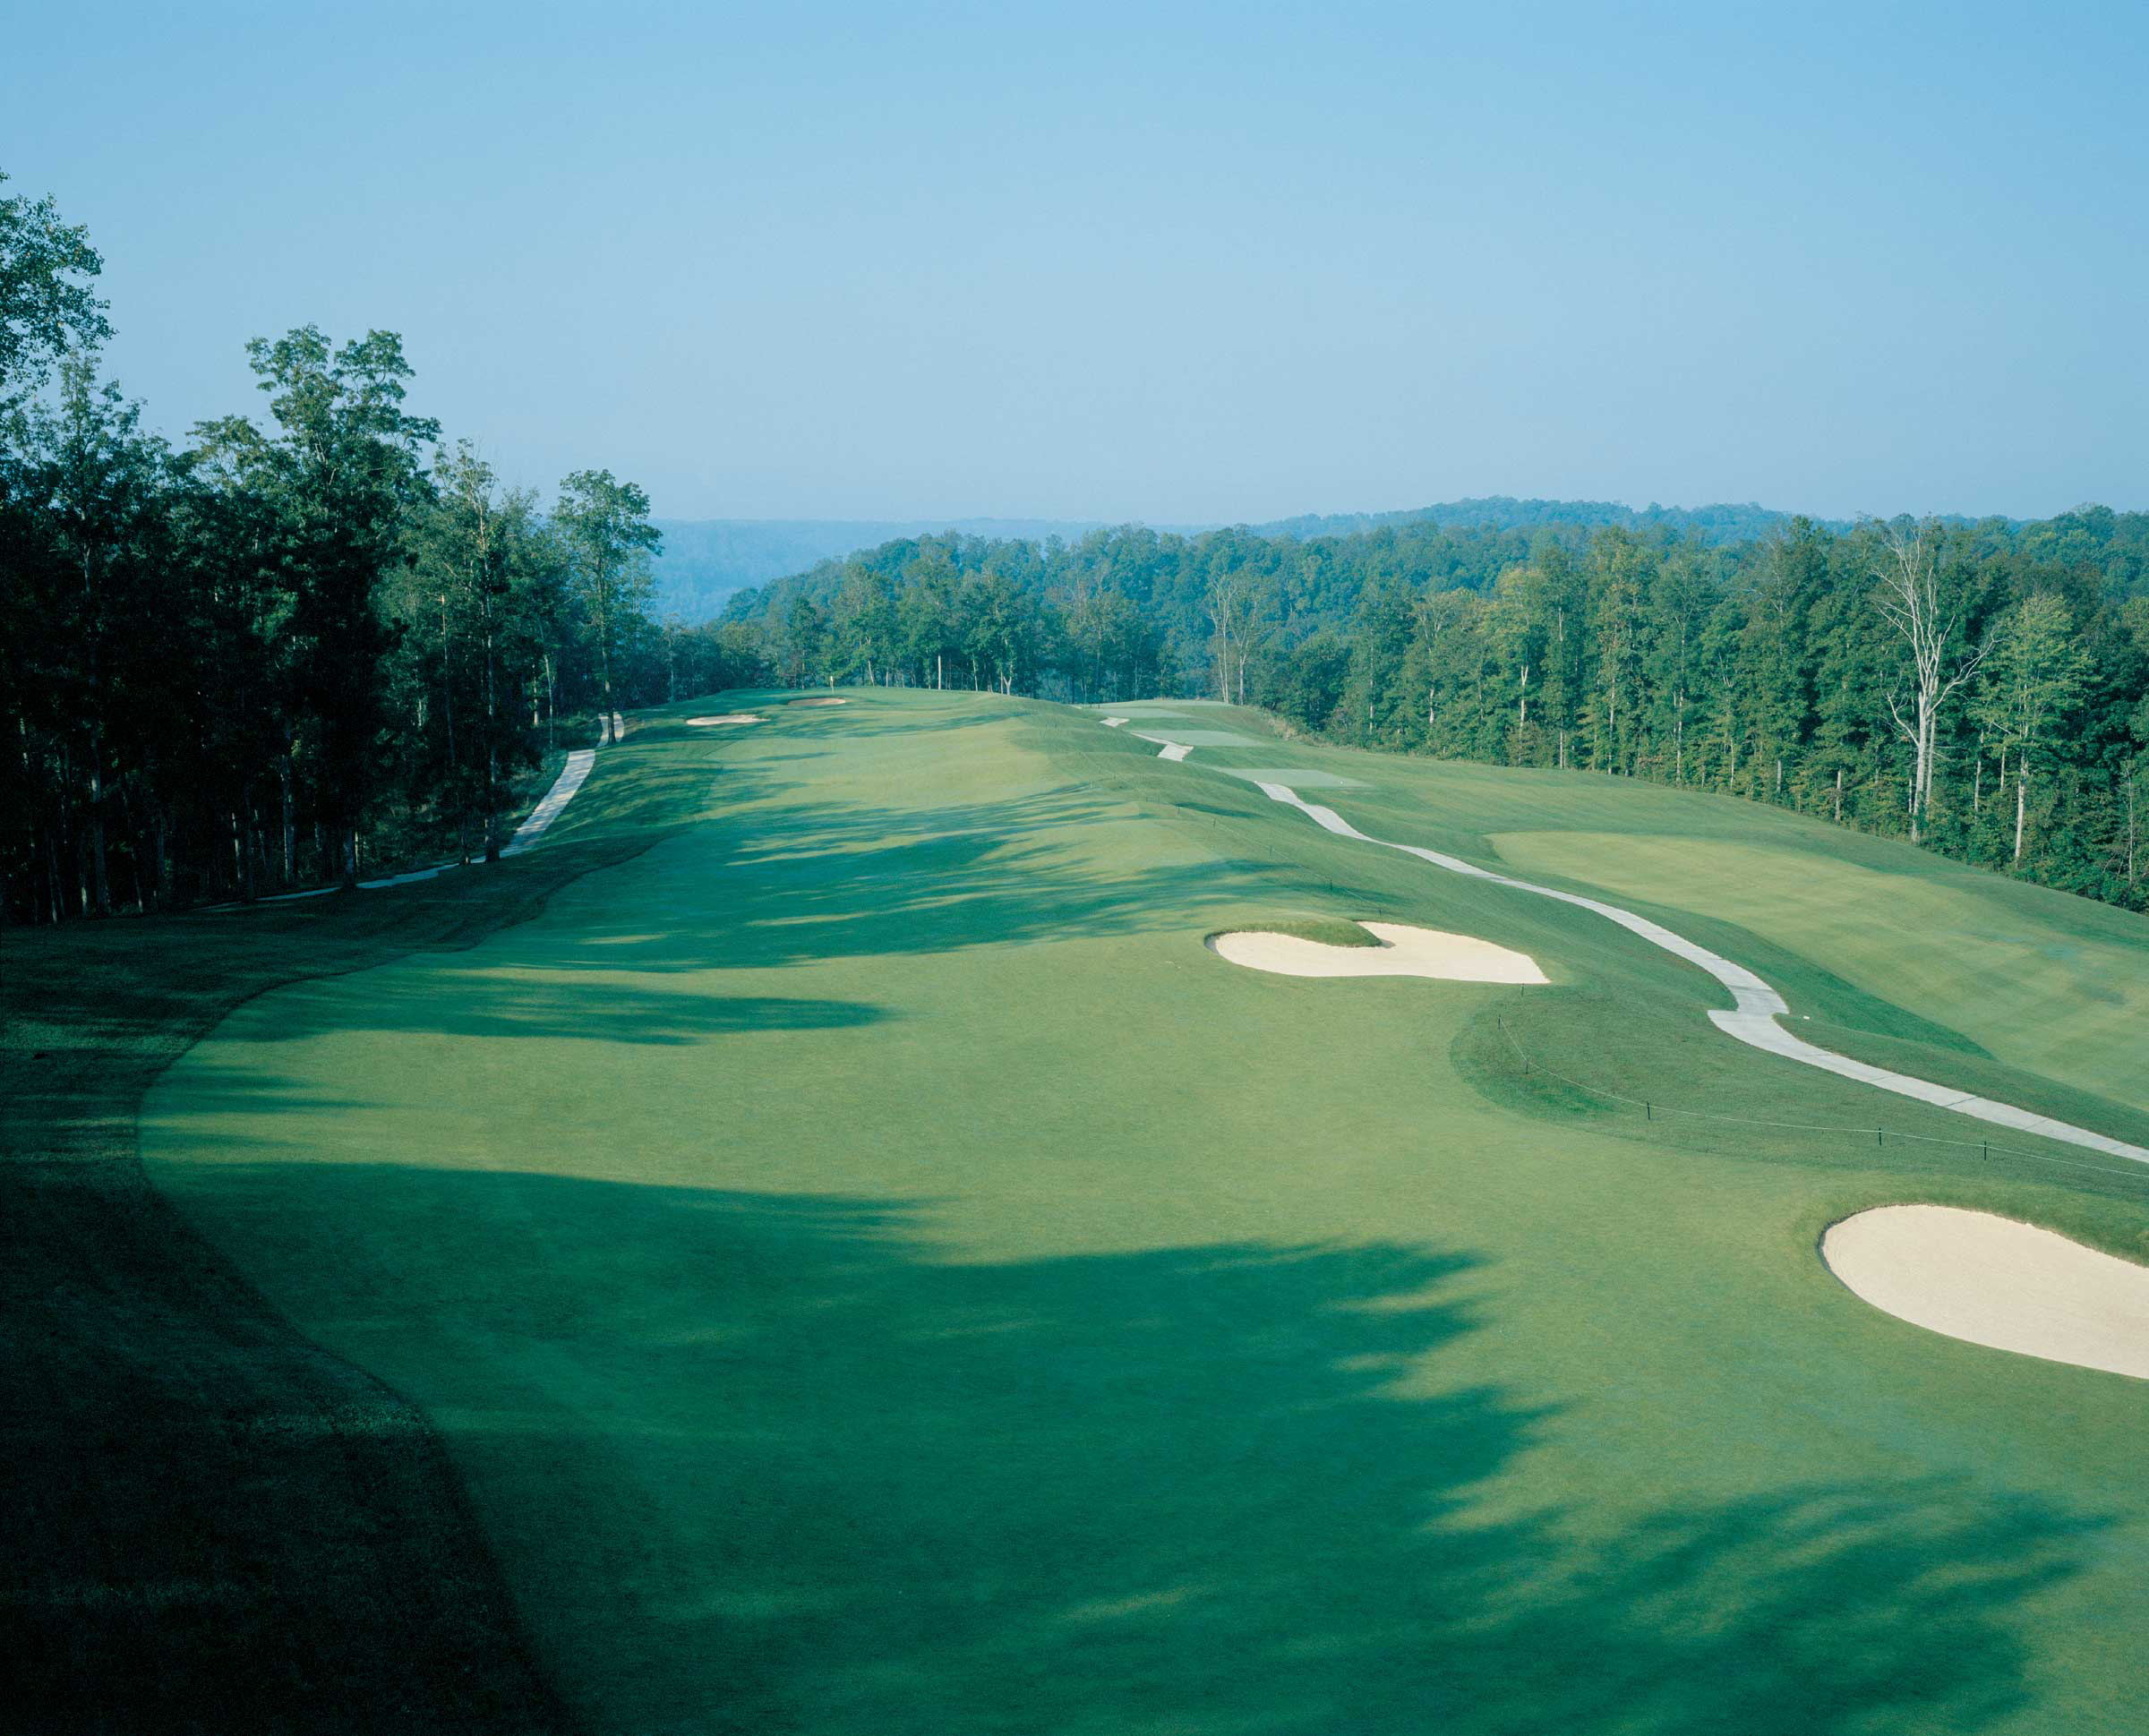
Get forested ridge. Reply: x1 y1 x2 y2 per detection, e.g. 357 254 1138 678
1 176 766 922
729 507 2149 911
649 500 1833 620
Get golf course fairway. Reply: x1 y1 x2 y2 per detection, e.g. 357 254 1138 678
141 689 2149 1735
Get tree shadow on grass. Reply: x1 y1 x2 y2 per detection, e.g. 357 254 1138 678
145 1166 2109 1736
209 979 895 1046
513 781 1294 982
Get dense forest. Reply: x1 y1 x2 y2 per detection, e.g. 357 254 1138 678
729 509 2149 911
1 175 766 921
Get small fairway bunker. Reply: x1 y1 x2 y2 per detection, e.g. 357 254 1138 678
788 696 849 707
687 714 764 726
1822 1205 2149 1381
1208 919 1548 984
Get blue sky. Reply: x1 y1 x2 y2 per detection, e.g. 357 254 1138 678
8 1 2145 522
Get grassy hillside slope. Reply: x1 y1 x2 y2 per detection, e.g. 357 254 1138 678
138 689 2149 1734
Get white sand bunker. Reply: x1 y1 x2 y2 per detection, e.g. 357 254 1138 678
1823 1205 2149 1381
789 697 848 707
1209 920 1548 984
687 714 763 725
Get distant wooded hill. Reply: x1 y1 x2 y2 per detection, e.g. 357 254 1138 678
1253 497 1846 543
652 497 2016 622
650 517 1118 620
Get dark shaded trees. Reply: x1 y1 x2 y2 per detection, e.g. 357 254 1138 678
193 328 440 885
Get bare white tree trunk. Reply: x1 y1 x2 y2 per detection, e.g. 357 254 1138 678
1873 518 1987 843
2015 758 2028 865
1208 574 1237 703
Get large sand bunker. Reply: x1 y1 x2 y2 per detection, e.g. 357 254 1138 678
1823 1205 2149 1381
687 714 763 725
789 697 848 707
1210 920 1548 984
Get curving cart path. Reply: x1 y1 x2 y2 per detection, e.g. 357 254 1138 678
1103 717 2149 1167
211 729 604 910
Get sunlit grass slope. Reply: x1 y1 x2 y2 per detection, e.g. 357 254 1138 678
1487 830 2146 1116
143 688 2149 1736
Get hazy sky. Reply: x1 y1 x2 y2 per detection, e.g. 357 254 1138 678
9 2 2146 524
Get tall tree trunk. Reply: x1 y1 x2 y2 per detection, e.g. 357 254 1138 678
279 755 296 885
2014 760 2027 866
84 755 111 915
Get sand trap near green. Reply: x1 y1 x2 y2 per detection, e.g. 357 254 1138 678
789 696 849 706
1822 1206 2149 1381
1210 919 1548 983
687 714 763 725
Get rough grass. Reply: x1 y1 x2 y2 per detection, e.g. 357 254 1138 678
47 688 2149 1733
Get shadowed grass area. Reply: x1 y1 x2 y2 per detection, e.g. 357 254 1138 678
116 1166 2106 1736
0 740 727 1733
134 687 2149 1733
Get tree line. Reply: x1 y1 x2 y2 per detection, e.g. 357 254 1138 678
2 175 766 921
734 509 2149 911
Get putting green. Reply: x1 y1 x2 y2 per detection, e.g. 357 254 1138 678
143 690 2149 1734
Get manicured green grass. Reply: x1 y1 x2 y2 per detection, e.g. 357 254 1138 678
134 688 2149 1733
1486 829 2149 1115
1211 915 1386 947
